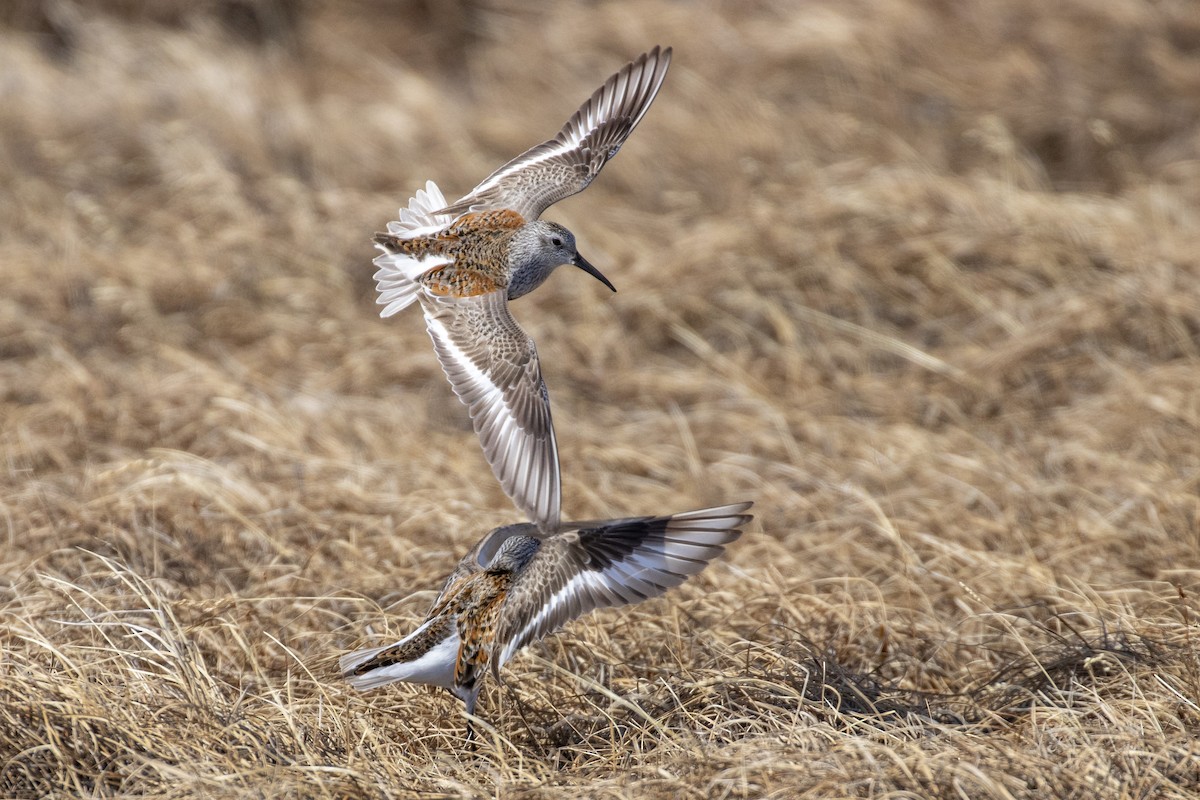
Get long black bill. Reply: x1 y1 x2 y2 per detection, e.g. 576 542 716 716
572 252 617 293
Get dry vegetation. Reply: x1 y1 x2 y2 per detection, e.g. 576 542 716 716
3 0 1200 797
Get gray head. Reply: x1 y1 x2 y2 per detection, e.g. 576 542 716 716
488 534 541 572
507 220 616 299
472 522 540 569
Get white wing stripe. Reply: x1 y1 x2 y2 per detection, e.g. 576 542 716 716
421 298 559 529
424 314 504 408
503 550 718 664
468 140 578 196
502 571 600 666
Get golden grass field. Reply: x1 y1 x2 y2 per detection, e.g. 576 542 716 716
3 0 1200 796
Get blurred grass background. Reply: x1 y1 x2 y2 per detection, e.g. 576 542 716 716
2 1 1199 797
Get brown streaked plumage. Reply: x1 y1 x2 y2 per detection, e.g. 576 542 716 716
371 47 672 533
340 501 751 736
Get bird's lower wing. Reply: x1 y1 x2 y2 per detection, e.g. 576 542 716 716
495 501 753 666
421 290 561 532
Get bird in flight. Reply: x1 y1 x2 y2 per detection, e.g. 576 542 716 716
371 46 673 533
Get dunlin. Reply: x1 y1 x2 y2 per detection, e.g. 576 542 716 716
372 47 672 532
340 501 750 733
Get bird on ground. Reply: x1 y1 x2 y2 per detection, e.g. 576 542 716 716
340 500 751 736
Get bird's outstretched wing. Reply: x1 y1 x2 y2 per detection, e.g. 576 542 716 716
421 290 561 533
436 46 672 221
494 501 752 668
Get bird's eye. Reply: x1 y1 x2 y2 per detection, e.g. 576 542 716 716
551 237 563 247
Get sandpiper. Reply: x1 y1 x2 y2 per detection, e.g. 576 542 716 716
340 501 750 734
372 47 672 533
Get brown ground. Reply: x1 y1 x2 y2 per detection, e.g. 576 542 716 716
3 0 1200 797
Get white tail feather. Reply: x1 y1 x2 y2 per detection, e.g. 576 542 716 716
340 618 460 692
373 180 455 317
386 180 453 238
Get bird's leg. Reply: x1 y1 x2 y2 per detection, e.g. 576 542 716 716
463 687 481 748
464 718 477 746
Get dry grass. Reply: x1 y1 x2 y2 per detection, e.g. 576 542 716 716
3 0 1200 796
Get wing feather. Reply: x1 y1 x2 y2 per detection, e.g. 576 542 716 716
437 46 672 220
495 502 752 666
421 290 561 532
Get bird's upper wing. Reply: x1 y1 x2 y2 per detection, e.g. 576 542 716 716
494 502 753 667
420 289 561 533
435 46 672 221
